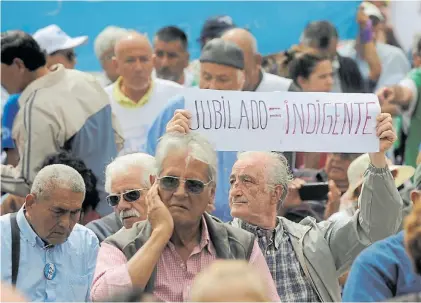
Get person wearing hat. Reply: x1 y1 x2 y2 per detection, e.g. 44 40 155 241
186 15 236 87
342 164 421 302
33 24 88 69
336 153 415 221
146 38 246 221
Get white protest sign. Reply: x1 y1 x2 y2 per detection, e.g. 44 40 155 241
183 88 380 152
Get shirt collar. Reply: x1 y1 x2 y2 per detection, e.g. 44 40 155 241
232 217 284 249
113 77 154 108
199 215 215 255
16 206 47 248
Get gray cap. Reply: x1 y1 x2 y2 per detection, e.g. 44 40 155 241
199 38 244 70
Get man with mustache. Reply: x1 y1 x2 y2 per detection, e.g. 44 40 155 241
0 164 99 301
91 132 279 302
86 153 156 243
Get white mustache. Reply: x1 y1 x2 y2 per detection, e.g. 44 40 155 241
119 209 141 222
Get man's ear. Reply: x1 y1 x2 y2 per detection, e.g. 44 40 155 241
149 175 156 185
410 190 420 205
255 53 263 67
25 193 37 208
271 185 283 206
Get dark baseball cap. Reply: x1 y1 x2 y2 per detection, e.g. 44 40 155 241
200 38 244 70
198 15 235 42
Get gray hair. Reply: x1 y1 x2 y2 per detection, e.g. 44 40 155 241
94 26 131 59
155 132 217 184
237 151 293 209
105 153 157 193
31 164 86 200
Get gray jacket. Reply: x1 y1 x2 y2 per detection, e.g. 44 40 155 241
232 164 403 302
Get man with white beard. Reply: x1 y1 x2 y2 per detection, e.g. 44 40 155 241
86 153 156 242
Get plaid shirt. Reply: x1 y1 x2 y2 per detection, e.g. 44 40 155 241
232 218 321 302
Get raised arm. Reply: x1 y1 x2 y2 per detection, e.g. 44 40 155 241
319 113 403 274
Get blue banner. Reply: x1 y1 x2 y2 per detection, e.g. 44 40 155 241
1 1 361 72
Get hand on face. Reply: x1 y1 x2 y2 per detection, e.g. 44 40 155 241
166 109 192 134
145 182 174 238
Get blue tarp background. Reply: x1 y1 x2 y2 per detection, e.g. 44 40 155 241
1 1 361 72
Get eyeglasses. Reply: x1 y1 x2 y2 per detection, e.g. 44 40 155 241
106 188 147 207
157 176 212 195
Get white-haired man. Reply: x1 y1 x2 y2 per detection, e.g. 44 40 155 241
167 111 404 301
0 164 99 301
91 132 279 302
93 26 130 86
86 153 156 242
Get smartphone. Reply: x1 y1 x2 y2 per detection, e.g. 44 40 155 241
298 182 329 201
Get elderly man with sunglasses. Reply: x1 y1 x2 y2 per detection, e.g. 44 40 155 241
90 132 279 302
86 153 156 243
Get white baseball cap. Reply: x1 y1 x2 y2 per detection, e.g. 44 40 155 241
33 24 88 55
361 2 385 22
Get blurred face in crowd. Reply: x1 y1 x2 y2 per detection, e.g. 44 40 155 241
1 58 31 94
100 47 120 82
200 62 245 90
222 29 262 91
157 151 215 227
153 37 189 83
107 166 148 229
298 59 333 92
48 48 77 69
0 194 25 215
325 153 358 192
113 33 154 91
25 187 84 245
229 155 282 224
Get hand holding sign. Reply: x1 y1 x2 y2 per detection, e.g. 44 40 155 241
375 113 396 153
166 109 192 134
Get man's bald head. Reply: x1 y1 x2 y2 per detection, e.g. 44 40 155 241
113 31 154 91
221 28 258 55
114 32 152 58
221 28 261 91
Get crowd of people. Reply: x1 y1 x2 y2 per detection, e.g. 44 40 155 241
1 1 421 302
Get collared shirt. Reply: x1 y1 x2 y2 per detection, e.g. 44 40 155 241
113 77 155 108
91 216 280 302
105 77 182 155
232 218 320 302
0 207 99 302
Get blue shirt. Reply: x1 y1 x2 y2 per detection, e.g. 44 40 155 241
342 231 421 301
1 94 20 149
146 95 236 222
0 207 99 302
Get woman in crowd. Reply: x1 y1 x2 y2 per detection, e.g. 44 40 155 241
288 52 334 169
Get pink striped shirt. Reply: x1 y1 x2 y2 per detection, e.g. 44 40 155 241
91 217 280 302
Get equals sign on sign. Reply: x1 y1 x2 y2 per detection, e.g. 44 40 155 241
269 107 282 118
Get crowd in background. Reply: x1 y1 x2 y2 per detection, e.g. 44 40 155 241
1 1 421 302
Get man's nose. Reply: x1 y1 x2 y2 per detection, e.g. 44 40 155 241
117 198 132 211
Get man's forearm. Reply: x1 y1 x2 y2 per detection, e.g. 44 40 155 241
127 229 170 288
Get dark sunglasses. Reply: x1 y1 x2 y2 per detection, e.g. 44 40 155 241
158 176 212 195
106 188 147 207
